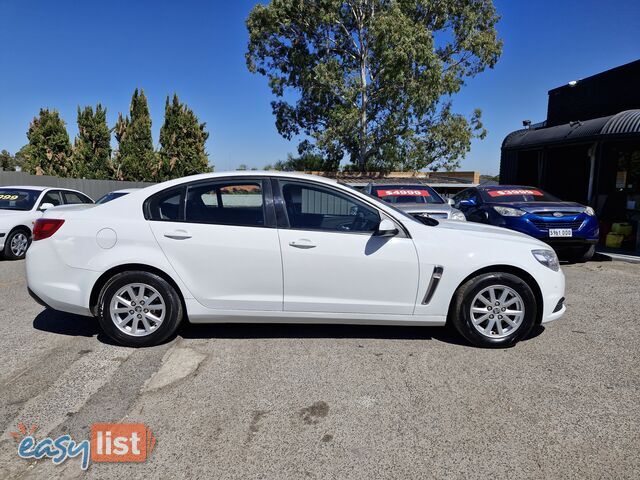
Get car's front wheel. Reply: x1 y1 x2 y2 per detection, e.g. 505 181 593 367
450 272 537 348
97 271 183 347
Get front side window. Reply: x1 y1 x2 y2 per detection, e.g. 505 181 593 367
185 181 265 227
280 181 380 233
40 191 62 207
0 189 39 211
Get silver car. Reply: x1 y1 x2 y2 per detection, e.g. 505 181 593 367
364 184 466 221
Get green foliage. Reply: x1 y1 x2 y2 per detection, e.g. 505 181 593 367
113 89 155 181
158 95 211 180
271 151 339 171
22 109 73 176
246 0 502 172
0 150 16 171
71 104 112 179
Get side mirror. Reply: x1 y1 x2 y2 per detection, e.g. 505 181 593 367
375 218 398 237
459 199 476 207
39 202 55 211
447 198 455 206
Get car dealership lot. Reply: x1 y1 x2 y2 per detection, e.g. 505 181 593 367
0 260 638 479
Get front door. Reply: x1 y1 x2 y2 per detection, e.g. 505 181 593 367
147 178 283 311
275 179 419 315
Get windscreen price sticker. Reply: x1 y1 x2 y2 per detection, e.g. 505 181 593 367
0 194 19 200
487 189 542 197
377 189 430 197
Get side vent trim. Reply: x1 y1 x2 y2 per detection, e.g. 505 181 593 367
422 266 444 305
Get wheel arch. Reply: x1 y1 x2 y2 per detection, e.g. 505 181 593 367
448 265 544 325
8 224 32 237
89 263 188 318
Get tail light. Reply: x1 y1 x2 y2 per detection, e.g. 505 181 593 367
33 219 65 241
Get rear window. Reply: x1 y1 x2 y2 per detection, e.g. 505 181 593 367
185 181 265 227
0 189 39 211
96 192 128 204
372 186 444 204
481 188 560 203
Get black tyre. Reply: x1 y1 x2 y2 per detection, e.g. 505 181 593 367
3 228 30 260
97 271 183 347
449 272 537 348
569 244 596 263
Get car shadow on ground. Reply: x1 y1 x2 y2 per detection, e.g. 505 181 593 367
33 308 545 348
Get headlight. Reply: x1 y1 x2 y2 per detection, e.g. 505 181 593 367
450 211 466 221
584 206 595 216
532 249 560 272
493 206 526 217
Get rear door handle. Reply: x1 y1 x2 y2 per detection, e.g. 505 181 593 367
289 239 316 249
164 229 192 240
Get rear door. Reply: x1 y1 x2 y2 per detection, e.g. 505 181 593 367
274 179 420 315
146 178 283 311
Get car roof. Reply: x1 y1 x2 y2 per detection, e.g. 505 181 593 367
370 184 437 188
109 188 140 194
0 185 85 193
138 170 339 196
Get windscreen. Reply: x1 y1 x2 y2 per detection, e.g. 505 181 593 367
0 189 39 211
372 186 444 204
481 188 560 203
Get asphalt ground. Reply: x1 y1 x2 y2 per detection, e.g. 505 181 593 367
0 258 638 479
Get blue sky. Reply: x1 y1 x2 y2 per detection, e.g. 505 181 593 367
0 0 638 175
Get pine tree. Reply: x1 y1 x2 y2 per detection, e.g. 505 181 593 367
71 104 112 179
158 94 211 180
0 150 16 171
23 109 73 176
113 89 155 181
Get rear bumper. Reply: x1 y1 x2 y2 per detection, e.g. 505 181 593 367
26 240 99 317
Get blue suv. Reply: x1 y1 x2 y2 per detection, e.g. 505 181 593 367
453 186 599 262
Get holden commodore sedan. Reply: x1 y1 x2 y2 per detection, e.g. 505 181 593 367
26 172 565 348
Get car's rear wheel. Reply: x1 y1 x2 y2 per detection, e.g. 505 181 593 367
450 272 537 348
4 228 30 260
97 271 183 347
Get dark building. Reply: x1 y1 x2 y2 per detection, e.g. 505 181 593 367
501 59 640 254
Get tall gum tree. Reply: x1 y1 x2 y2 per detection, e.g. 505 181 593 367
246 0 502 172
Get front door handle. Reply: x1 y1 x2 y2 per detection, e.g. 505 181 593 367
164 229 192 240
289 239 316 249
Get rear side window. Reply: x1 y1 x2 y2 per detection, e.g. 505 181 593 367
185 181 265 227
145 188 184 221
63 191 92 204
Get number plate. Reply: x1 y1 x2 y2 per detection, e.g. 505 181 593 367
549 228 572 237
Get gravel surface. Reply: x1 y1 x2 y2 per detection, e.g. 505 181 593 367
0 258 638 479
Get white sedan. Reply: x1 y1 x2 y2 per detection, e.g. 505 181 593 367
0 186 93 260
26 172 566 348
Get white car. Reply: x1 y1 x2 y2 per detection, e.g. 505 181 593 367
26 172 565 348
0 186 93 260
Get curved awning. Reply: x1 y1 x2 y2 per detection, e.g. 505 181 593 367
502 109 640 150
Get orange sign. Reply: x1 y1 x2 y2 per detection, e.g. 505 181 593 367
90 423 155 463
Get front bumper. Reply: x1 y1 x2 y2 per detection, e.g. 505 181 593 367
494 213 599 245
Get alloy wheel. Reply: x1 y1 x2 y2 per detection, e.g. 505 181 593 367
109 283 166 337
10 233 28 257
470 285 525 339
